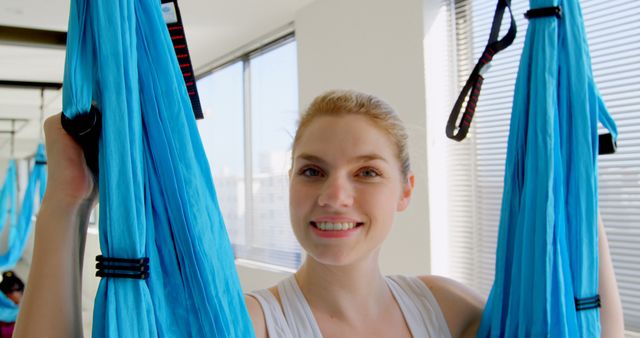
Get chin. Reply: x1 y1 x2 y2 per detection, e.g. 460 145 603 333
304 245 361 267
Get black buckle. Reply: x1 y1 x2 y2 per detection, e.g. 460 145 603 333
95 255 150 280
525 6 562 19
575 295 601 311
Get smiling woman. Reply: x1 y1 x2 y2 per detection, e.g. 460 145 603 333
245 90 483 338
289 113 411 266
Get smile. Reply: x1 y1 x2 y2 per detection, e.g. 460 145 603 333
310 221 364 231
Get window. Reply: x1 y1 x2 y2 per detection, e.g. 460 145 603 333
197 36 302 270
441 0 640 332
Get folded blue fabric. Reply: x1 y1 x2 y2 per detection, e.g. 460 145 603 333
63 0 253 336
478 0 618 337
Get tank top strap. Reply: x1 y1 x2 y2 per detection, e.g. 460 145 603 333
246 289 294 338
276 275 324 338
250 275 452 338
385 275 452 338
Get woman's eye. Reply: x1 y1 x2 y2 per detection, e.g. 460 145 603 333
300 167 322 177
358 168 381 178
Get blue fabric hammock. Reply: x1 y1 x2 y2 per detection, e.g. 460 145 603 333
0 161 17 322
0 145 47 271
478 0 618 337
0 291 17 323
62 0 253 337
0 162 17 254
0 145 47 322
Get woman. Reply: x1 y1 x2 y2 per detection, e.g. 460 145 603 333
15 90 623 337
244 91 483 337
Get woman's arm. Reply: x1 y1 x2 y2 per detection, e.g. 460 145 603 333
598 213 625 336
13 115 97 338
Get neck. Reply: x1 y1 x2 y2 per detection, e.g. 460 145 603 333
294 251 391 320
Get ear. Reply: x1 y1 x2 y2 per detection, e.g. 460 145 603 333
396 172 415 212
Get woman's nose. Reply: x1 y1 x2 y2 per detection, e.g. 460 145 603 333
317 175 354 208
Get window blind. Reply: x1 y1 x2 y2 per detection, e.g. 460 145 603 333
448 0 640 331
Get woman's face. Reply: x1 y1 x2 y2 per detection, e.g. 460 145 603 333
289 114 413 266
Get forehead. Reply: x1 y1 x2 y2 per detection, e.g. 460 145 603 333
294 115 397 162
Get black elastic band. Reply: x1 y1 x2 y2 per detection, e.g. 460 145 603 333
525 6 562 19
95 255 150 280
446 0 517 142
35 160 47 165
575 295 601 311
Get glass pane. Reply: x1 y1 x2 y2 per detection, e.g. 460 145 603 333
247 40 302 268
196 62 246 247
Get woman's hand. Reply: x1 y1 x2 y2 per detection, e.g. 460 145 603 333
43 113 97 209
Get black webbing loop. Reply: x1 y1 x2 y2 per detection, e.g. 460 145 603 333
575 295 601 311
446 0 517 142
60 105 101 177
95 255 150 280
598 133 617 155
525 6 562 20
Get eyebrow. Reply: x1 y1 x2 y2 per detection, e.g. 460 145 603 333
295 153 389 164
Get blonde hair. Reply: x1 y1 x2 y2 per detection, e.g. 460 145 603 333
292 90 411 179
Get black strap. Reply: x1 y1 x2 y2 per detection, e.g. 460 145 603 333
35 160 47 165
525 6 562 19
161 0 203 120
95 255 150 280
575 295 601 311
446 0 517 142
598 133 617 155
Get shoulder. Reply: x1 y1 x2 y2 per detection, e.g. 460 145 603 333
245 293 268 338
417 275 484 338
244 287 281 338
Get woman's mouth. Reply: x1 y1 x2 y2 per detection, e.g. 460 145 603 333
309 221 364 238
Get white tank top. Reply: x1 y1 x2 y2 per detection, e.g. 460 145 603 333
248 275 452 338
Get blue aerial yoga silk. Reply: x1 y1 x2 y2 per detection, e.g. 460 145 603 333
0 145 47 322
0 291 17 323
0 161 17 322
62 0 254 337
0 145 47 271
0 162 17 254
478 0 618 337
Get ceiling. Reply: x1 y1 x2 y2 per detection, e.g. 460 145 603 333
0 0 313 158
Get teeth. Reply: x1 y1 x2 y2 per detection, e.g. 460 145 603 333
315 222 357 231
